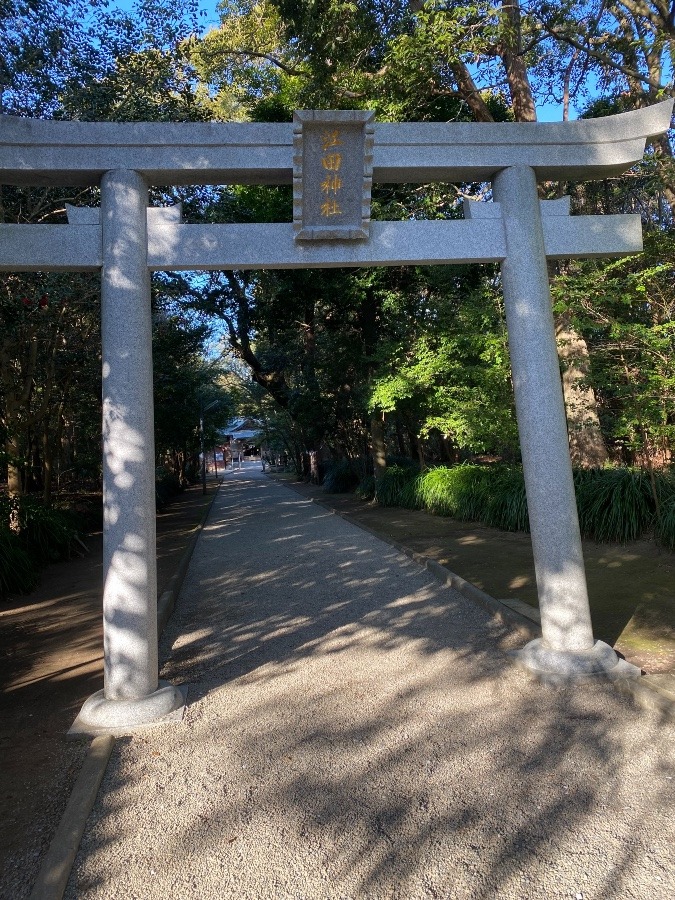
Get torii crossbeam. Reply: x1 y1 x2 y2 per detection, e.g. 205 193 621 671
1 101 671 732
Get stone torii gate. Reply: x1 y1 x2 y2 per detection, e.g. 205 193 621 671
0 102 671 731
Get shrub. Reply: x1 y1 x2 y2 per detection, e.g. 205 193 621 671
156 471 183 509
0 495 80 563
0 527 39 599
482 467 529 532
385 455 419 471
355 475 376 501
364 459 675 548
323 458 361 493
375 465 420 507
398 474 424 510
21 497 80 562
655 495 675 551
413 465 491 520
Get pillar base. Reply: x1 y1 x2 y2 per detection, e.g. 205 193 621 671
69 681 187 737
515 638 642 684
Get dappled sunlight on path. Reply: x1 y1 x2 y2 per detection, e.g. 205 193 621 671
66 465 675 899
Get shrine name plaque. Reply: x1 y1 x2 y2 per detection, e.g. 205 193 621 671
293 110 375 241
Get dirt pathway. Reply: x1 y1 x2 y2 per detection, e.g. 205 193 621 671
65 469 675 900
2 470 673 898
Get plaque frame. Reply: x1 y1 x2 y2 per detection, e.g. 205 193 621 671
293 109 375 241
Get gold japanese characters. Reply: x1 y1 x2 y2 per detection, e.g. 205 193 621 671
293 110 374 241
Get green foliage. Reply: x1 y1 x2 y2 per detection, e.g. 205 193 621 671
372 463 675 546
152 310 232 476
403 465 528 531
385 455 419 471
2 0 674 570
411 465 490 520
551 230 675 466
481 468 529 533
375 464 420 507
355 475 376 501
0 528 39 600
655 495 675 552
155 470 184 509
574 468 654 543
370 276 518 458
1 495 81 562
0 493 83 600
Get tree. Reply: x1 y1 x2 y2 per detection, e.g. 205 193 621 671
0 0 217 515
551 230 675 474
188 0 617 467
370 270 519 460
152 304 232 483
530 0 674 208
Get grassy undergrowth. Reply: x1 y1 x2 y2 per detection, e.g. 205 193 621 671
0 495 82 600
363 463 675 549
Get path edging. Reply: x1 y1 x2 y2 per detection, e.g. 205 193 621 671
280 478 674 719
30 483 220 900
28 735 114 900
157 485 221 633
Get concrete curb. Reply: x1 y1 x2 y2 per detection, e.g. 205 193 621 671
30 484 221 900
28 736 114 900
276 478 675 719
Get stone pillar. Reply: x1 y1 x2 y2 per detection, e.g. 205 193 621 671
492 165 637 681
74 169 185 731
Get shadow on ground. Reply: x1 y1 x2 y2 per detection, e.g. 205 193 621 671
0 482 216 900
67 475 675 899
276 477 675 674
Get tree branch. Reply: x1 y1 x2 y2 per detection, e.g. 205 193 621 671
219 49 307 78
538 18 663 89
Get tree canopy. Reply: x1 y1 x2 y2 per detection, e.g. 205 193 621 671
0 0 673 511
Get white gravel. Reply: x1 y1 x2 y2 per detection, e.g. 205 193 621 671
66 465 675 899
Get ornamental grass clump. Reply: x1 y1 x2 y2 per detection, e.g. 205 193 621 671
375 464 420 507
481 467 529 532
573 467 653 543
0 495 80 564
655 495 675 551
355 475 376 501
0 495 82 600
413 465 491 520
0 527 39 599
368 457 675 549
397 474 424 510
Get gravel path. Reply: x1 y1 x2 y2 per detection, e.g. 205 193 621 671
66 465 675 900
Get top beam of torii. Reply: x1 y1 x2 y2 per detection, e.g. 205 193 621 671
0 101 671 186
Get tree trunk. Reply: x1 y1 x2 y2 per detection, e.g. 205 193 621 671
395 419 407 457
441 435 456 463
555 312 609 467
309 449 320 484
6 432 22 495
449 62 495 122
500 0 538 122
5 432 23 531
416 436 426 472
371 412 386 483
43 430 54 505
43 408 64 505
651 133 675 217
